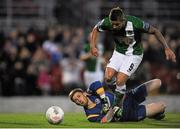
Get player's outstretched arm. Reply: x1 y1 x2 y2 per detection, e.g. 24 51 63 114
148 25 176 62
88 81 111 113
90 26 99 57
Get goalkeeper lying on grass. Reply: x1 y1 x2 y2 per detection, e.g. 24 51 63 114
69 79 166 123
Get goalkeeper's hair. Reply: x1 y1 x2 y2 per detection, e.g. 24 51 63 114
69 88 83 102
109 7 125 21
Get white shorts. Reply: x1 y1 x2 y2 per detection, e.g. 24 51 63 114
84 71 104 88
106 51 143 76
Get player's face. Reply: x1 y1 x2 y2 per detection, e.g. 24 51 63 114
111 20 125 30
72 92 88 106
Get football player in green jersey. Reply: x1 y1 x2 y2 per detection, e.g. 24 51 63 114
80 34 104 88
90 7 176 106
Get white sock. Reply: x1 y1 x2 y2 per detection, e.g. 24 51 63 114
115 85 126 94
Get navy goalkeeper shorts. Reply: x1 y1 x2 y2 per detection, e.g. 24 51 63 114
120 84 147 121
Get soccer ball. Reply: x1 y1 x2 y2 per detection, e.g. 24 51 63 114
45 106 64 124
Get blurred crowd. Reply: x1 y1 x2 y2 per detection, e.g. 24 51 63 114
0 25 85 96
0 23 179 96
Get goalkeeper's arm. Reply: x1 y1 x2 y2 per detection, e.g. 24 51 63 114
88 81 111 113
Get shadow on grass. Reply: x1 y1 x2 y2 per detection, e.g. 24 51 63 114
0 121 40 126
146 120 180 128
0 121 76 128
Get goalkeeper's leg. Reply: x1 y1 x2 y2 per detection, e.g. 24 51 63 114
144 79 162 94
146 101 166 120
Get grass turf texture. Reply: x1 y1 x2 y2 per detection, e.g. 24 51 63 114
0 113 180 128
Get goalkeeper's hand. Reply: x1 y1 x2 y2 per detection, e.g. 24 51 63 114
102 97 110 113
113 106 123 120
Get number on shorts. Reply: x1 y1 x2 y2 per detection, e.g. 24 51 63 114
127 63 134 72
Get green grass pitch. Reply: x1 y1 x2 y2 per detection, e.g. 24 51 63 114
0 113 180 128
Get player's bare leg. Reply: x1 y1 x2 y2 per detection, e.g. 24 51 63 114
104 67 117 86
144 79 162 93
146 101 166 120
116 72 128 93
112 72 128 106
143 79 166 120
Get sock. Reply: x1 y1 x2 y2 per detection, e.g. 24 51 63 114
113 85 126 106
115 85 126 94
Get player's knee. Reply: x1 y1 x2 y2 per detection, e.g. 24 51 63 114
104 73 114 82
105 72 114 79
154 79 162 88
116 79 126 86
104 76 111 82
159 101 166 110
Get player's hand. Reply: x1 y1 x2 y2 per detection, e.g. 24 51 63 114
165 48 176 62
113 106 123 118
102 97 110 113
90 47 99 57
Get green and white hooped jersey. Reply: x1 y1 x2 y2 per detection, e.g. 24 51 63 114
96 15 150 55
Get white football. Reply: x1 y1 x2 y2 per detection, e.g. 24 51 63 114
45 106 64 124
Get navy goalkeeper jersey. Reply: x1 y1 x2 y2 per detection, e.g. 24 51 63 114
83 81 147 122
84 81 115 122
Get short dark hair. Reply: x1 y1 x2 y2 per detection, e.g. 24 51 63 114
109 7 124 21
